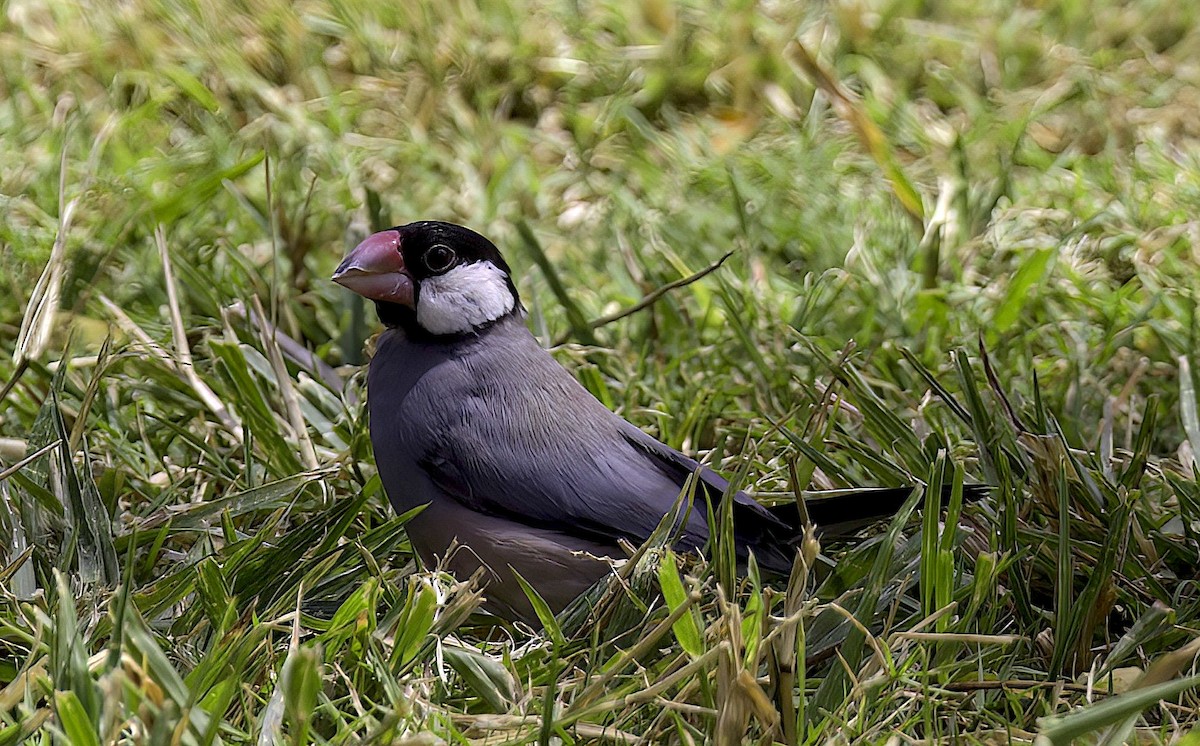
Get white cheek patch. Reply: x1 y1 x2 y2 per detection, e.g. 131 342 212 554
416 260 517 335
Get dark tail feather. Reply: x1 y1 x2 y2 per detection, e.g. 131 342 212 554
767 484 990 539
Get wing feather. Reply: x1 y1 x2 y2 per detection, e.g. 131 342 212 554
392 320 800 572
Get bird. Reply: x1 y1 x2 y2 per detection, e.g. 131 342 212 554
333 221 948 624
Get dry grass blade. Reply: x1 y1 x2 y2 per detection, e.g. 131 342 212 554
569 591 704 712
1179 356 1200 471
552 251 735 346
14 179 72 367
0 439 61 484
251 295 319 470
451 714 642 744
622 642 730 706
226 300 350 402
99 284 244 443
13 116 115 367
786 39 924 232
154 226 244 439
891 632 1025 645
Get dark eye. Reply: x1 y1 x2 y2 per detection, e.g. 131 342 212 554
424 244 456 273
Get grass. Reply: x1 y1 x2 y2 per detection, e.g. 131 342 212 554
3 0 1200 742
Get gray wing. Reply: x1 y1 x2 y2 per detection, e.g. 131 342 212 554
389 322 724 556
615 421 798 571
384 318 801 571
415 404 716 551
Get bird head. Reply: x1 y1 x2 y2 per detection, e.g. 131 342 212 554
333 221 521 336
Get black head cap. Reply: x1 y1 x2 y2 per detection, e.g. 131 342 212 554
394 221 516 288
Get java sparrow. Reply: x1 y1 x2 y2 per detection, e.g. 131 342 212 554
333 221 929 623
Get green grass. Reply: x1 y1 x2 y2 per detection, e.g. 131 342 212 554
4 0 1200 742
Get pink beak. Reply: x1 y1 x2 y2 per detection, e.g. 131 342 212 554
332 230 414 307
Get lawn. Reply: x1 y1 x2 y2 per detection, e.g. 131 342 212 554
3 0 1200 743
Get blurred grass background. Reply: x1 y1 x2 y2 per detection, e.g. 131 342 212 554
4 0 1200 742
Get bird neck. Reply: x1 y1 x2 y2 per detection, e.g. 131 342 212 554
373 300 525 342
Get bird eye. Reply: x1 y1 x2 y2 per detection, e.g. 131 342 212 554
425 244 456 273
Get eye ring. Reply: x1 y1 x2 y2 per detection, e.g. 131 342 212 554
425 244 456 273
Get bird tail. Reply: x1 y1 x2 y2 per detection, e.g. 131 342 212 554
766 484 989 539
